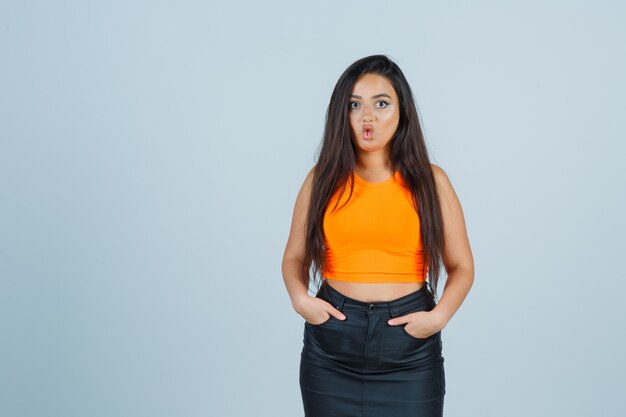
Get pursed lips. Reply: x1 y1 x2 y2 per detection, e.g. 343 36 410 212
362 124 374 139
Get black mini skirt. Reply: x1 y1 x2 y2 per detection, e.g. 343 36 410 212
299 280 445 417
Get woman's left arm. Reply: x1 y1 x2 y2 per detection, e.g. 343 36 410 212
387 164 474 336
429 163 475 329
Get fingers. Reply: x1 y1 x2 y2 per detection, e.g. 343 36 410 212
305 300 347 324
322 300 346 320
326 304 346 320
387 315 410 326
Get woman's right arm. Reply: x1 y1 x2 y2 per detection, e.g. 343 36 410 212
282 166 315 312
281 166 346 323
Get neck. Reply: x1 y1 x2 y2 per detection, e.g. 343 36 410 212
356 153 392 174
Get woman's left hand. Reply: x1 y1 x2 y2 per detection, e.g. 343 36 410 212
387 311 445 339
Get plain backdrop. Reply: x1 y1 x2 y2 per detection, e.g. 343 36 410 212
1 1 625 416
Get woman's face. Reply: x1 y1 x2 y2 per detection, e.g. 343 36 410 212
348 73 400 156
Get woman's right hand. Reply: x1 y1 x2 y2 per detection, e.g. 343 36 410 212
293 294 346 325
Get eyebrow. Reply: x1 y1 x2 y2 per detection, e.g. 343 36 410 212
349 93 392 100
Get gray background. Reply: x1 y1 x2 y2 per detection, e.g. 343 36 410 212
1 1 625 416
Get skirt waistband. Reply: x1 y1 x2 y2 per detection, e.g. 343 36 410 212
316 280 431 316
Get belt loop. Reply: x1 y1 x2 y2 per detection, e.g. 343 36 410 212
336 295 346 312
387 302 398 318
328 284 345 312
387 303 395 317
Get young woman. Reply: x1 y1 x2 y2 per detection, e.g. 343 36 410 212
282 55 474 417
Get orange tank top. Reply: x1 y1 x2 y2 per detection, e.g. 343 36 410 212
322 169 428 283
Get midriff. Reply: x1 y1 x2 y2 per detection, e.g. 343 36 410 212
325 278 425 302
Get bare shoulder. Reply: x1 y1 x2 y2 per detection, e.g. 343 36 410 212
283 164 317 263
430 163 446 181
298 164 316 202
303 164 316 189
295 164 317 208
430 164 474 273
430 163 456 203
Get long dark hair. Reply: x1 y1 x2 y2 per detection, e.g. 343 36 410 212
300 54 445 306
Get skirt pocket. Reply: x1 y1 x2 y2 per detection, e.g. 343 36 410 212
389 300 440 348
305 314 334 328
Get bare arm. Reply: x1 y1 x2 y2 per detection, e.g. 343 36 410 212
281 166 346 323
282 166 315 310
430 163 475 328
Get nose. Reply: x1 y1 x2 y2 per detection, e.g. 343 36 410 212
363 105 373 122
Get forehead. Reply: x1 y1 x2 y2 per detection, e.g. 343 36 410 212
351 73 397 97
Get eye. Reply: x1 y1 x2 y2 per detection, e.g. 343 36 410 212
376 101 390 108
349 101 360 110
